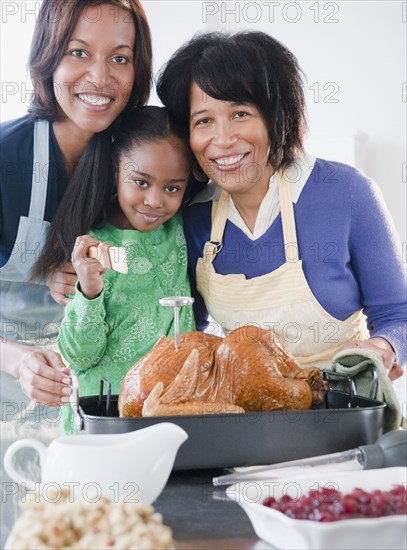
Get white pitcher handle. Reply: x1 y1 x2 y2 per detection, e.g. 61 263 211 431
4 439 47 490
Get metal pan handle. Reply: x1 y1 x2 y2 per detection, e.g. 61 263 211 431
323 363 379 405
323 370 356 407
69 369 83 433
98 378 112 417
366 364 379 399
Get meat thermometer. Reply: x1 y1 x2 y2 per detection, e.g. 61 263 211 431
158 296 194 350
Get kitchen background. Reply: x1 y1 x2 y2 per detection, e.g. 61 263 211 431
1 0 405 405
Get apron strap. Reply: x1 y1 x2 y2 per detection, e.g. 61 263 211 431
277 170 300 262
204 172 300 264
28 120 49 220
203 191 230 263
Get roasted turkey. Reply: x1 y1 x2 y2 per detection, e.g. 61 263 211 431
118 326 328 417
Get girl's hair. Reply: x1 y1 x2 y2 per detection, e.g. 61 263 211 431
31 0 152 281
111 106 198 211
157 31 307 170
112 106 188 169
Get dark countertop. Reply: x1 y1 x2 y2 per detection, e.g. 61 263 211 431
154 469 273 549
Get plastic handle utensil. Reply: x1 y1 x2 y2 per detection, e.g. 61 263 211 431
359 429 407 468
158 297 194 350
212 430 407 486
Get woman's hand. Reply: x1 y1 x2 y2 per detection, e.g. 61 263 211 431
18 348 72 406
350 337 404 381
47 261 78 305
71 235 106 300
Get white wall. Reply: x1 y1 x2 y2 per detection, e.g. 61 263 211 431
0 1 38 121
2 1 405 238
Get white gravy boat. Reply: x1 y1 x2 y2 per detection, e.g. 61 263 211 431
4 422 187 504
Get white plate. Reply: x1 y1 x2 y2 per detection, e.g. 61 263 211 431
227 467 407 550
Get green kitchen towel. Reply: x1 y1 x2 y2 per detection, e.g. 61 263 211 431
327 348 404 433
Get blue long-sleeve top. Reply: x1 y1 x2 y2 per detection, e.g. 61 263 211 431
183 159 407 366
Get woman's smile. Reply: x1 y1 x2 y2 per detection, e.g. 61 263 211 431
210 152 249 170
76 93 114 108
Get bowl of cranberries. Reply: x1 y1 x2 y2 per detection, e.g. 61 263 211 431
226 467 406 550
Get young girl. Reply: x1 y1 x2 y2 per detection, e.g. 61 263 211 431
58 107 196 425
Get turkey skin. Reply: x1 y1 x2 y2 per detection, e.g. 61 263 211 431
118 326 327 417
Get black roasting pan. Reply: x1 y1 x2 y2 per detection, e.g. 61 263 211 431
73 374 386 470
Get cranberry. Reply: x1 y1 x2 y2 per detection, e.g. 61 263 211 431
262 484 407 522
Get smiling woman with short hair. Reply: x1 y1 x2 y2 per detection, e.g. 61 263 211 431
157 31 406 382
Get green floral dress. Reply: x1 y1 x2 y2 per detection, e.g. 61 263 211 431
58 213 195 431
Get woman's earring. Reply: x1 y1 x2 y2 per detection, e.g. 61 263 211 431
192 160 209 183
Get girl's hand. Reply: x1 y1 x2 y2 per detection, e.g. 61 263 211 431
71 235 106 300
47 261 78 305
350 337 404 381
18 349 72 405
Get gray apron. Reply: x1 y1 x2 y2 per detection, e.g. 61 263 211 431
0 123 62 547
0 120 63 343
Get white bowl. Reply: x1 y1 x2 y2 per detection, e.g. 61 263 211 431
227 467 407 550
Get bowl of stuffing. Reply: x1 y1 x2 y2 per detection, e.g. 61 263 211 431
5 489 174 550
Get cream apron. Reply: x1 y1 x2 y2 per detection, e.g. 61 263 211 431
0 120 63 343
196 170 370 369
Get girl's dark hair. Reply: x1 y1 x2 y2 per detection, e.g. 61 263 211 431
157 31 307 170
111 106 199 211
112 106 187 168
31 128 116 281
31 0 152 281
